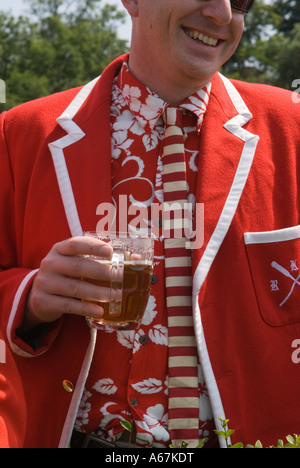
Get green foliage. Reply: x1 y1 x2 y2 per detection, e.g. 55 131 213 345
214 417 300 449
222 0 299 90
0 0 128 111
214 417 236 448
212 418 300 449
0 0 299 111
120 420 133 448
169 439 206 449
121 417 300 449
274 0 300 36
120 420 133 434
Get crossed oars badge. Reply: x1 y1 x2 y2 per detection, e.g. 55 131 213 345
271 261 300 307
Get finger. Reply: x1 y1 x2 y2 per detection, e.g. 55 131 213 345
53 255 113 281
54 295 105 320
31 291 105 323
55 236 113 258
42 274 111 303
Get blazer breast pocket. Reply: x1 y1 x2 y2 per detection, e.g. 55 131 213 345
244 225 300 327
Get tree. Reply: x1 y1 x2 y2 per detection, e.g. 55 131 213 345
0 0 129 111
274 0 300 36
265 22 300 89
1 0 299 112
222 0 299 90
222 0 282 83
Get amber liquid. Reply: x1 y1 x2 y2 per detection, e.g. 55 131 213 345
84 261 152 329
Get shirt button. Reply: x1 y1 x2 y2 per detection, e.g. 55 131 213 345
130 398 139 408
151 274 158 285
154 217 163 227
139 335 149 345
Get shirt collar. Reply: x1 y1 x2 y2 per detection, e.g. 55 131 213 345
117 58 211 134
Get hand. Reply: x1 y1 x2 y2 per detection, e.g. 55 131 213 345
23 236 113 330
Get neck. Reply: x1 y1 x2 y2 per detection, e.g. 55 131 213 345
128 51 209 106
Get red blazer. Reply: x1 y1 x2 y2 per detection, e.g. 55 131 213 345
0 54 300 448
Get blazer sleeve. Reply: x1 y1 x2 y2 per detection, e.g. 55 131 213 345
0 339 27 447
0 111 62 357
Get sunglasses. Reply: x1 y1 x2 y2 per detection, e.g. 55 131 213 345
231 0 255 13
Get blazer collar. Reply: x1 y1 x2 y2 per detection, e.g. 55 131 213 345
48 55 127 237
193 72 260 296
48 58 259 248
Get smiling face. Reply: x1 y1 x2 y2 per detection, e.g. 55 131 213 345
122 0 245 104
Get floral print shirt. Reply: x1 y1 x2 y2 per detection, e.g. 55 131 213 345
74 57 217 448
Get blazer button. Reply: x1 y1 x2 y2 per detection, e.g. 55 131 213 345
139 335 149 345
63 380 74 393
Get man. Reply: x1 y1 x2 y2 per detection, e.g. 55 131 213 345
0 0 299 448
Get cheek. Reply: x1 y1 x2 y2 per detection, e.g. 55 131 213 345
225 25 244 59
233 20 245 46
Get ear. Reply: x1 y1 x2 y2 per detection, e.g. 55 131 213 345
121 0 139 18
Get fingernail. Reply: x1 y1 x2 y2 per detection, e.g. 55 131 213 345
98 245 112 257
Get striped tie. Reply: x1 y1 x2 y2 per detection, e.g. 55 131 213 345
163 107 199 448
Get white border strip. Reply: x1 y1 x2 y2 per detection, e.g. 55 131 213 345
7 269 39 357
193 75 260 297
48 76 100 237
244 225 300 245
58 327 97 448
193 298 229 447
193 75 259 447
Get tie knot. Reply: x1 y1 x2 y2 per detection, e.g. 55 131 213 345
163 106 183 127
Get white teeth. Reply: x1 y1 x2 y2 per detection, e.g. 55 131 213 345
185 28 218 47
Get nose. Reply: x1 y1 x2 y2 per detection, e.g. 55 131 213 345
201 0 233 25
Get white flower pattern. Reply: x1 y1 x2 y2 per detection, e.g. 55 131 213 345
135 404 169 443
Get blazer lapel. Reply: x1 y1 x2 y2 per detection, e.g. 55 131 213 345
193 72 260 296
48 55 127 237
191 73 260 444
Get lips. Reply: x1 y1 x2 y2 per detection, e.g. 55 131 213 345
183 27 219 47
